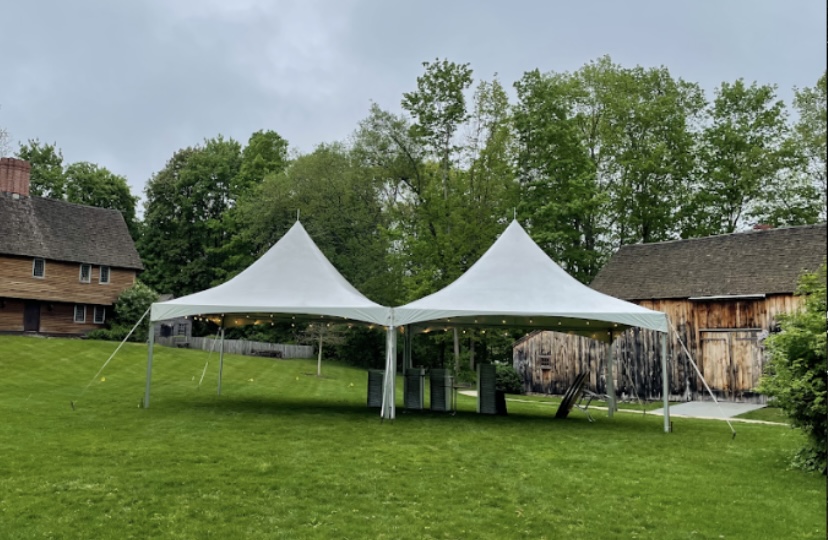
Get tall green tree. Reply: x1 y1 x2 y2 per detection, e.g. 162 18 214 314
64 161 139 239
689 80 795 234
790 72 827 222
138 136 242 296
583 58 704 245
16 140 67 198
513 69 606 282
238 143 395 305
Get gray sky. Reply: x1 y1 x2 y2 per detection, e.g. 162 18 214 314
1 0 825 211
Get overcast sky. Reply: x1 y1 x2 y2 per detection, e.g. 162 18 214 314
1 0 825 210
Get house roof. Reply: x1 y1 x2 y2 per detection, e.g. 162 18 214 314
590 224 827 300
0 192 143 270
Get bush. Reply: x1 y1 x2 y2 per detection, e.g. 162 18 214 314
495 363 524 394
759 263 827 474
89 281 159 343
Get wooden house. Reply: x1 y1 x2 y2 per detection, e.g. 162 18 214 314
513 224 827 403
0 157 143 335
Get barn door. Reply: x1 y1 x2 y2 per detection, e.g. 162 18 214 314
24 302 41 332
730 330 762 399
700 330 762 401
700 331 733 400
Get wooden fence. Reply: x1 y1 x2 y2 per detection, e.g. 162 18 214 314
156 335 314 359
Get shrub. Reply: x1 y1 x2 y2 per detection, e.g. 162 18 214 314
88 281 159 343
759 263 827 474
495 363 524 394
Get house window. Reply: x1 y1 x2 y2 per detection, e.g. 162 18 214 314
539 355 552 370
93 306 106 324
32 258 45 278
99 266 110 284
79 264 92 283
177 323 187 336
74 305 86 323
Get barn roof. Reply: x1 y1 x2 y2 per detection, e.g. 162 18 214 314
0 192 143 270
590 223 827 300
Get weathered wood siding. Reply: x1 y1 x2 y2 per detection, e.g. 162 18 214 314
0 298 25 331
0 255 136 305
513 295 803 403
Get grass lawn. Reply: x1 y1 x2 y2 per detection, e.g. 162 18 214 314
1 335 824 539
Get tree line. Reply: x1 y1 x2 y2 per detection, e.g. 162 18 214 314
9 57 827 362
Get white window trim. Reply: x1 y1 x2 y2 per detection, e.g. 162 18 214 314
32 258 45 278
99 265 111 284
79 264 92 283
74 305 86 323
93 306 106 324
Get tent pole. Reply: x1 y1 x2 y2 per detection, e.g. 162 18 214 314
144 327 155 409
661 332 670 433
381 326 397 420
217 326 225 396
606 331 616 418
317 327 323 377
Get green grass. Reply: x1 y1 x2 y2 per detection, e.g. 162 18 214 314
0 335 824 539
734 405 790 424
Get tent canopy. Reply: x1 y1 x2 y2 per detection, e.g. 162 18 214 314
393 220 667 340
149 221 391 327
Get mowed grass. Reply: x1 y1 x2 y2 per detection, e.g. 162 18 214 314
0 336 824 539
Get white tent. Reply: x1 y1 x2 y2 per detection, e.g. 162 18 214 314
389 220 671 430
143 221 392 408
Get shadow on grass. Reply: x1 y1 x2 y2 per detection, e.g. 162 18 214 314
148 393 668 435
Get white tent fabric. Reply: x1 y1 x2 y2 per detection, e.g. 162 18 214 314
150 221 391 326
144 221 391 410
393 220 668 336
387 220 670 431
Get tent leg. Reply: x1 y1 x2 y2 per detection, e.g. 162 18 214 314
606 333 616 418
317 329 323 377
217 327 225 396
381 327 397 420
144 329 155 409
662 332 670 433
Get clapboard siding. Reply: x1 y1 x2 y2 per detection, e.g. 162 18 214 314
514 294 803 403
0 255 136 305
0 298 25 331
0 300 106 334
39 302 103 334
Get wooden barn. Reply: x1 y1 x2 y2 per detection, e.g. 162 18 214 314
0 158 143 336
513 223 827 403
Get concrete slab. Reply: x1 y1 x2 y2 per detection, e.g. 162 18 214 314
651 401 765 419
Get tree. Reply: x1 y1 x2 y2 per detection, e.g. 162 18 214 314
689 80 795 235
138 136 243 296
759 264 827 474
64 161 139 239
87 281 159 342
513 69 606 282
16 140 67 198
790 72 827 222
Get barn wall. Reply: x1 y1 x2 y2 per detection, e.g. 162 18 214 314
0 298 25 332
513 295 803 403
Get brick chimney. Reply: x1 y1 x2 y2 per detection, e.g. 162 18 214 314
0 158 31 197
